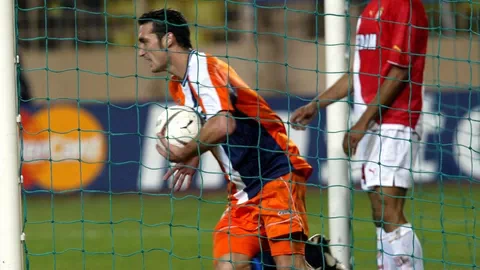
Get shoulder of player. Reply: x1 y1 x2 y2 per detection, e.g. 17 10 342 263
192 53 230 87
382 0 415 6
388 0 428 26
203 53 229 74
383 0 424 13
189 51 222 69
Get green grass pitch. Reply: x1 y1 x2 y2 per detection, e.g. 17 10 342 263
23 184 479 270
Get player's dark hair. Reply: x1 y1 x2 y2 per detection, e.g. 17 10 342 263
138 8 192 49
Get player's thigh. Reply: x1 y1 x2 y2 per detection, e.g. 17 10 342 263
361 129 420 191
213 206 267 266
259 173 309 257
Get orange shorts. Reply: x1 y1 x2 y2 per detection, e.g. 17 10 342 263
212 172 309 261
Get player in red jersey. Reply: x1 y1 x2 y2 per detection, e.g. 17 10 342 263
290 0 428 269
137 8 316 270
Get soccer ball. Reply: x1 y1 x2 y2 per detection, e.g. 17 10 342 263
155 105 203 149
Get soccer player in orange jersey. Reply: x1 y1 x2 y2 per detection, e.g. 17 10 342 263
290 0 428 269
137 8 314 270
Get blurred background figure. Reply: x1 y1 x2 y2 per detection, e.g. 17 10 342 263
253 0 316 95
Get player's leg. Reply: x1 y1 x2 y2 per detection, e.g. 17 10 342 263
213 206 267 270
357 133 396 269
369 186 423 270
363 129 424 269
269 233 308 269
369 186 408 233
215 253 252 270
368 187 406 270
260 173 310 269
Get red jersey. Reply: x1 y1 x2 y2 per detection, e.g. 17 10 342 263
169 50 312 204
353 0 428 131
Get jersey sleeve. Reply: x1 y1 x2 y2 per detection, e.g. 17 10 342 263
382 2 417 68
195 71 235 120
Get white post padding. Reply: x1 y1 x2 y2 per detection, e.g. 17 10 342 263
324 0 351 268
0 0 23 269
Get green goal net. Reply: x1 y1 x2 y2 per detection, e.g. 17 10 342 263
15 0 479 269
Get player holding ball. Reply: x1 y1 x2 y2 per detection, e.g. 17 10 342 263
137 8 344 270
290 0 428 269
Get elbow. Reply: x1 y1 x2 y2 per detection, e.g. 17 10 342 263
223 114 237 136
214 112 237 138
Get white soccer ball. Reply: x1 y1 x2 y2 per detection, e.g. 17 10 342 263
155 105 203 149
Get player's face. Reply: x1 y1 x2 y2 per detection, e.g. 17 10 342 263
138 23 168 73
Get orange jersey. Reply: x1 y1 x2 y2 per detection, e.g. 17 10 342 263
169 50 312 204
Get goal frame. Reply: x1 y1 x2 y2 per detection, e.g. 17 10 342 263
0 0 24 269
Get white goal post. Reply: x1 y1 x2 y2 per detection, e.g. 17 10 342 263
0 0 24 269
325 0 351 268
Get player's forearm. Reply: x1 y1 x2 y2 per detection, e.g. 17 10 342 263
180 112 236 160
313 73 352 108
357 66 409 126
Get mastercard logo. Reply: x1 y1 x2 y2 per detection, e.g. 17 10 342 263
21 104 107 191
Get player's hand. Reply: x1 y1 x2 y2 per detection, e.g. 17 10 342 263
342 120 369 157
155 132 186 163
163 156 200 192
290 101 318 130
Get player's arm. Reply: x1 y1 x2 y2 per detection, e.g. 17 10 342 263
178 111 236 161
355 65 408 127
290 71 352 130
314 71 353 108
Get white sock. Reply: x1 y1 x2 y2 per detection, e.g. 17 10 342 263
386 224 424 270
376 227 396 270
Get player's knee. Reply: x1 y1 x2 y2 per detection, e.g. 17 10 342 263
370 189 406 226
273 254 306 269
214 253 252 270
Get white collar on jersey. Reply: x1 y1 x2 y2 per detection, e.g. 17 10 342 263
181 49 197 87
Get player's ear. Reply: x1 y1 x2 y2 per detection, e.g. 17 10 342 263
161 32 174 49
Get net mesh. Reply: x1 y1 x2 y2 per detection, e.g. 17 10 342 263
14 0 479 269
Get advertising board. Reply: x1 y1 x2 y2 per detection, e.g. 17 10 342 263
20 90 479 192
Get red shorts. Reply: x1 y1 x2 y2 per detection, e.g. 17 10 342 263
212 172 309 261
